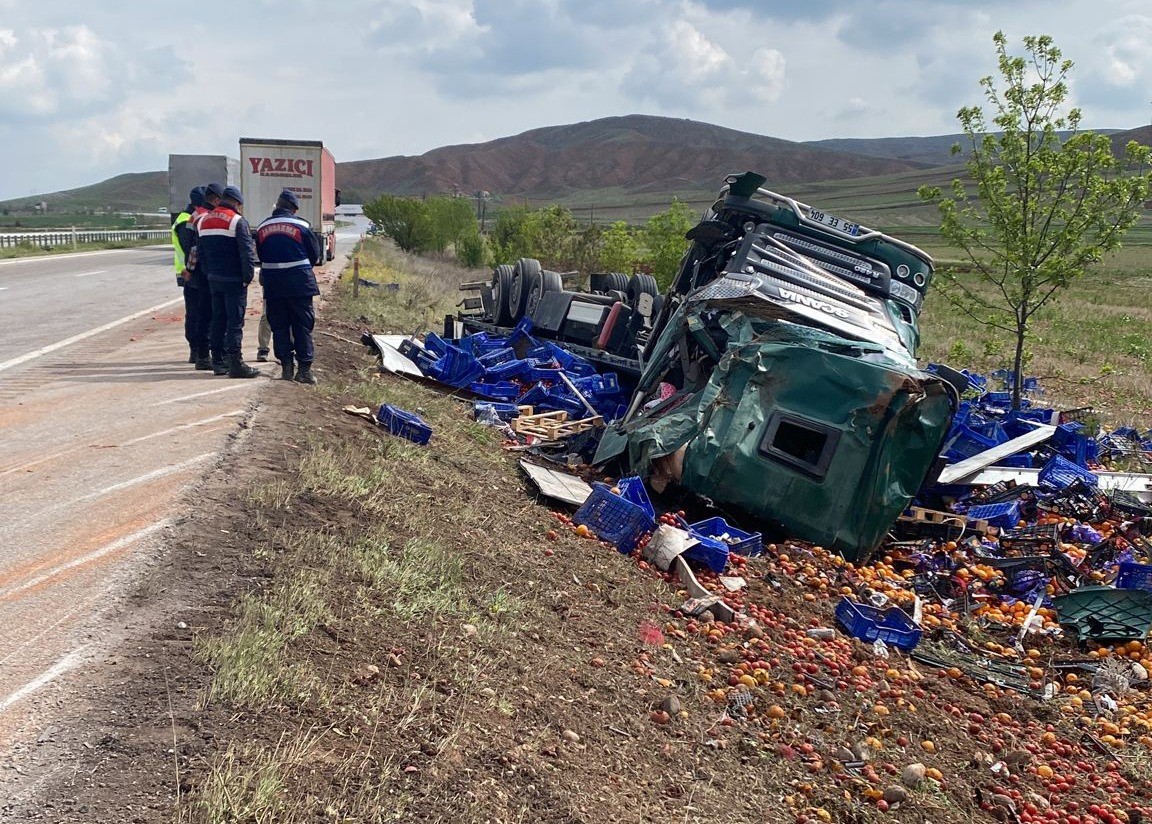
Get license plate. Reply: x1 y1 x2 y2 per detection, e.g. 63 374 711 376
807 207 860 237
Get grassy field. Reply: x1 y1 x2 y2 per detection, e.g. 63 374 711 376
916 244 1152 428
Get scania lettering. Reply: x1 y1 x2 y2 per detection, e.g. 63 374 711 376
777 287 850 318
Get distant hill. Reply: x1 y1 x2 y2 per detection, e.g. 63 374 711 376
810 128 1127 167
4 115 1147 219
335 114 931 202
0 171 167 215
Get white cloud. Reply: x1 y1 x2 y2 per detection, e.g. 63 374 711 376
0 2 1149 200
622 18 785 110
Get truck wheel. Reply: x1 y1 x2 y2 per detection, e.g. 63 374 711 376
525 269 563 320
627 273 659 308
607 272 629 294
509 258 542 320
492 264 515 326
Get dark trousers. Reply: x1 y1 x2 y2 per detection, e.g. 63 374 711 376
182 284 213 356
266 295 316 365
208 280 248 358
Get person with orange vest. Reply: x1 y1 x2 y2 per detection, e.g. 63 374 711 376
197 185 261 378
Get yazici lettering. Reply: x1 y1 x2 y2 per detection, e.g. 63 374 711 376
777 288 850 318
248 157 314 177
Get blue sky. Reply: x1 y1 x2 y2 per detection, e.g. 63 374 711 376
0 0 1149 200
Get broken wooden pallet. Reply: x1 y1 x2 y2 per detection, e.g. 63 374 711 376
898 506 989 534
511 410 604 439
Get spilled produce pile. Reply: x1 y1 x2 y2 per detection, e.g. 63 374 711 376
358 315 1152 823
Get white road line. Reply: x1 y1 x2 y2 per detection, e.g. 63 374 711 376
154 383 256 405
74 453 215 502
0 247 168 267
0 297 183 374
121 410 246 445
73 270 107 278
0 521 170 602
0 645 90 713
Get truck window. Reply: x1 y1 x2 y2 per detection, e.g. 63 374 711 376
759 413 840 479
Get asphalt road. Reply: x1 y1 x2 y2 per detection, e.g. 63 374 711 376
0 223 363 746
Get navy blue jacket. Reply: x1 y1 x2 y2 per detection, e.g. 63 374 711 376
254 208 322 298
197 205 258 285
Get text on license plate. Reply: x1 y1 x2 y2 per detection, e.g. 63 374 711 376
807 208 860 236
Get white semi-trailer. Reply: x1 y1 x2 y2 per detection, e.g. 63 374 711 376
167 154 239 223
239 138 337 261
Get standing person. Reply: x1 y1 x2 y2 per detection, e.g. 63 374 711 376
171 188 204 365
198 185 262 378
196 183 224 372
254 189 322 384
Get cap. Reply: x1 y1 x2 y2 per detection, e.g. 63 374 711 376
276 189 300 210
222 185 244 205
189 186 205 208
204 182 225 200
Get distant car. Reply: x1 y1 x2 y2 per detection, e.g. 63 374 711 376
366 223 382 235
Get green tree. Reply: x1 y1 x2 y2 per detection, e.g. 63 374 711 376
919 32 1152 408
599 220 642 274
523 205 578 269
642 199 695 289
456 231 487 268
426 196 477 253
488 205 534 263
363 195 432 253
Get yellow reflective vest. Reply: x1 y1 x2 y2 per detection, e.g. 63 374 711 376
171 211 192 273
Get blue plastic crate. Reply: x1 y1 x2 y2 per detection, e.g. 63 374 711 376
1038 454 1099 490
468 380 522 401
426 347 484 387
472 401 522 422
478 347 517 367
1117 562 1152 592
615 476 655 522
482 358 533 381
376 404 433 445
684 532 730 573
397 338 424 364
688 516 763 556
965 501 1021 529
834 598 922 651
944 424 1001 461
423 332 451 358
572 483 655 553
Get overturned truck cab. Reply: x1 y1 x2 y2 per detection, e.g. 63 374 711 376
597 173 959 560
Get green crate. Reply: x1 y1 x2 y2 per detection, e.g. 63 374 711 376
1053 586 1152 642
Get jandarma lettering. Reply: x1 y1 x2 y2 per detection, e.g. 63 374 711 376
260 224 302 238
248 157 314 176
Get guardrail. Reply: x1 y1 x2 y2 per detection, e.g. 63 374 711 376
0 228 170 249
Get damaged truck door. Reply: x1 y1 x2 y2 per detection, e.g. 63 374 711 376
607 173 959 560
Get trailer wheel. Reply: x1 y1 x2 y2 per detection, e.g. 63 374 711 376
607 272 629 294
627 273 659 308
492 264 515 326
509 258 542 320
525 269 563 320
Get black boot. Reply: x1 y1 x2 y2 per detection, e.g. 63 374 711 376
194 346 213 371
188 345 197 364
280 357 295 381
256 348 270 362
294 362 316 385
212 354 229 376
228 354 260 379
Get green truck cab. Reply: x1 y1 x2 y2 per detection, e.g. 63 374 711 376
604 173 959 560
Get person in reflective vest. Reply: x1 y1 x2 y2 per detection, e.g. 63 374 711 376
171 187 207 366
254 189 323 384
197 185 261 378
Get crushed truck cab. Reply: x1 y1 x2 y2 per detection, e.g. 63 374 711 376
457 172 960 561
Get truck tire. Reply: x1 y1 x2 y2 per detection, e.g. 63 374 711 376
509 258 542 321
492 264 515 326
607 272 629 294
627 273 659 308
525 269 563 321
